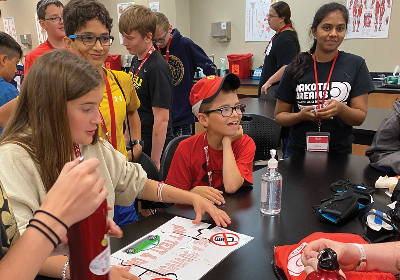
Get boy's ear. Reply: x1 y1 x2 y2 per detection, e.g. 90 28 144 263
39 19 47 30
144 32 153 43
64 36 74 50
0 54 8 67
197 113 208 128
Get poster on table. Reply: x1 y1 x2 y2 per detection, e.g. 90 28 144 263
3 17 17 41
117 2 136 44
245 0 277 42
35 13 48 44
149 2 160 12
110 217 253 280
345 0 392 39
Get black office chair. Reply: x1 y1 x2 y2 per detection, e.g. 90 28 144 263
240 113 281 164
159 135 190 181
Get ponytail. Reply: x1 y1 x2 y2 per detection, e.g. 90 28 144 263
288 39 316 86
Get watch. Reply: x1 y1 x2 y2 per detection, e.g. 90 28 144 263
131 140 144 147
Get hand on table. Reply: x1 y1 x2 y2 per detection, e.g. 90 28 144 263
110 267 140 280
301 238 359 277
191 194 231 227
190 186 225 205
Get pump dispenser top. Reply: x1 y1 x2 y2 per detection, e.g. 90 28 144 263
268 149 278 169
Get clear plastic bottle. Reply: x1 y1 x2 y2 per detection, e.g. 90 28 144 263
261 149 282 215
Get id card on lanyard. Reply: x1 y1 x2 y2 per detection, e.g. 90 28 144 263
306 50 338 153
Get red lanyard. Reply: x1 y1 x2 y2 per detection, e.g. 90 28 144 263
157 34 173 63
264 23 292 55
203 132 214 187
132 45 155 82
73 143 82 158
313 50 339 126
99 72 117 149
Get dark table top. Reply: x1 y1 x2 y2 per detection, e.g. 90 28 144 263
240 97 276 120
106 153 391 280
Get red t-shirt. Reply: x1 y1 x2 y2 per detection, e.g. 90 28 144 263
24 40 55 73
166 131 255 191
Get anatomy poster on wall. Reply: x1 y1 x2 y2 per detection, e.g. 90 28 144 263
110 217 253 280
35 13 48 44
117 2 135 44
3 17 17 41
245 0 277 42
345 0 392 39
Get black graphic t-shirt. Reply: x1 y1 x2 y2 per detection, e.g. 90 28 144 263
275 51 375 155
130 51 174 156
0 181 20 260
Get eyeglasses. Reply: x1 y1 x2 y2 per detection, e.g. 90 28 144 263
68 35 114 46
267 14 279 19
205 104 246 117
43 16 63 24
152 31 168 44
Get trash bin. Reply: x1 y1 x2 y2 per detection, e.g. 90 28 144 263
227 53 253 78
105 54 122 71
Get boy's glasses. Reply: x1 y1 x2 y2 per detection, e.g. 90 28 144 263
205 104 246 117
68 35 114 46
152 31 168 44
43 16 63 24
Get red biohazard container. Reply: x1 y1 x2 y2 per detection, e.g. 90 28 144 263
68 199 110 280
227 53 253 78
105 54 121 71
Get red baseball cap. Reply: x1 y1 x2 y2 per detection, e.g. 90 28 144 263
190 73 241 116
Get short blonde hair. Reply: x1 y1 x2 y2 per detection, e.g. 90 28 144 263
154 12 170 32
119 4 156 38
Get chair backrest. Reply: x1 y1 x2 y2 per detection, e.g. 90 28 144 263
240 114 281 161
159 135 190 181
136 152 159 181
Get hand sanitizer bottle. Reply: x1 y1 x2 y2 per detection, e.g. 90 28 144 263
260 149 282 215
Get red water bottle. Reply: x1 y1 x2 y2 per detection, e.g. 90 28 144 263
68 199 110 280
305 248 345 280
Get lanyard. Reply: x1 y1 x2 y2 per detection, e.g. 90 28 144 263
203 132 214 187
264 23 292 55
73 143 82 158
157 34 173 63
99 72 117 149
132 45 155 82
313 50 339 130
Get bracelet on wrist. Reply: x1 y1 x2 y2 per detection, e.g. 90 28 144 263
351 243 367 271
34 209 69 232
62 260 69 280
157 181 165 203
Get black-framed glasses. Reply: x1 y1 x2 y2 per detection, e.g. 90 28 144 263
205 104 246 117
152 31 168 44
68 35 114 46
43 16 63 24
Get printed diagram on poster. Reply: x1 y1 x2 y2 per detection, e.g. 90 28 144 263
110 217 253 280
35 13 48 44
3 17 17 41
245 0 277 42
117 2 135 44
149 2 160 12
345 0 392 39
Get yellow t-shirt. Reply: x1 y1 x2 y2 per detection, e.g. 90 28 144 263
99 69 140 159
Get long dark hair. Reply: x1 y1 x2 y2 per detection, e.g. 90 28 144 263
271 1 297 38
288 2 349 85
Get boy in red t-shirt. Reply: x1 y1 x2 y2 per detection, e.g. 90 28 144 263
165 74 255 205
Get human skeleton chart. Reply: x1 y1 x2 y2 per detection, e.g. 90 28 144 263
110 217 253 280
245 0 277 42
346 0 392 39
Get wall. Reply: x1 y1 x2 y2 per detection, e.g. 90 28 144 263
189 0 399 72
0 0 398 72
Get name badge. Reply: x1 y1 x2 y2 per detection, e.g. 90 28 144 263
306 132 330 152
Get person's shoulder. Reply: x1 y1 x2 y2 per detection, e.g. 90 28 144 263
107 69 131 83
235 134 256 147
339 51 365 63
0 79 18 96
0 141 32 162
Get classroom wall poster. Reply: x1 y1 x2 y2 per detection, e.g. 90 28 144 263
117 2 135 44
149 2 160 12
245 0 277 42
3 17 17 41
35 13 48 44
345 0 392 39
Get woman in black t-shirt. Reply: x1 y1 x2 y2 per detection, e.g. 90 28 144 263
258 1 300 97
274 2 374 158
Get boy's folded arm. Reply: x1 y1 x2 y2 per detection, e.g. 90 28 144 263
222 137 245 193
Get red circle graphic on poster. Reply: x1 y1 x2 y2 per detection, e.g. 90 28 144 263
210 232 240 246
